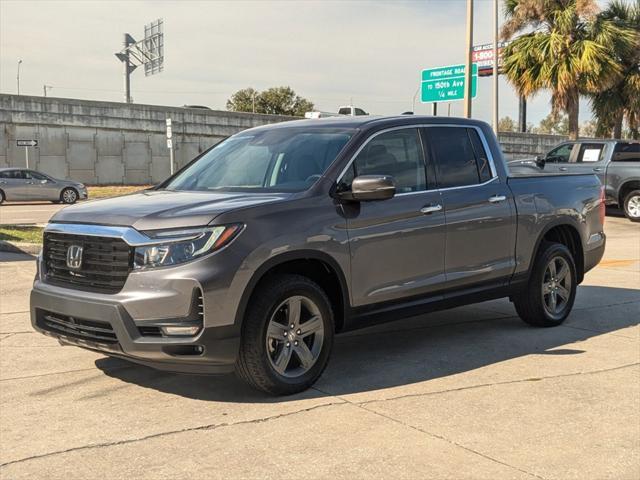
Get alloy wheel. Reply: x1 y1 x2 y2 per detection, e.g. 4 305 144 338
627 195 640 218
541 256 572 318
265 295 325 378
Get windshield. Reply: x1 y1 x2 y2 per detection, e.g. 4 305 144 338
164 127 354 192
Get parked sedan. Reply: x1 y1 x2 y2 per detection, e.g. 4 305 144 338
0 168 87 204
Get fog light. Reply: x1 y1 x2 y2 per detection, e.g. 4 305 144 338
161 326 201 336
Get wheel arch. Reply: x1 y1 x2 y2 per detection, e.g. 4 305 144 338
618 180 640 207
529 221 585 284
234 250 350 333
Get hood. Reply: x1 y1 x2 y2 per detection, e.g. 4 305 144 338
50 189 292 231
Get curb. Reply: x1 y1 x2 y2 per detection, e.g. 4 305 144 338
0 241 41 256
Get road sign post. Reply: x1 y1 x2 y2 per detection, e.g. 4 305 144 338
421 64 478 104
166 118 174 175
16 139 38 169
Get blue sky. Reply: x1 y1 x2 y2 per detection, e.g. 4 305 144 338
0 0 618 125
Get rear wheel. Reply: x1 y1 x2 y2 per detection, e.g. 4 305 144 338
236 274 334 395
513 242 577 327
622 190 640 222
60 187 78 204
0 190 4 205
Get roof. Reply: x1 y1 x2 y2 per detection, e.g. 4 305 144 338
242 115 491 133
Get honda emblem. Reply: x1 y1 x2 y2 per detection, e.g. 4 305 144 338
66 245 83 269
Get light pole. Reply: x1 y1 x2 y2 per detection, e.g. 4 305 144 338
17 60 22 95
463 0 474 118
43 85 53 97
412 86 420 113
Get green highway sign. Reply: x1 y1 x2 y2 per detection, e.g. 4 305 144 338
421 64 478 103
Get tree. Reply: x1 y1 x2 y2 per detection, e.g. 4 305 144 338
498 116 517 132
580 119 598 137
501 0 636 140
588 0 640 139
533 113 569 135
226 86 314 117
226 87 259 113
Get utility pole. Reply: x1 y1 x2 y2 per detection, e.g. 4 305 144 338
17 60 22 95
492 0 499 133
518 95 527 132
432 103 438 116
43 85 53 97
463 0 474 118
123 34 134 103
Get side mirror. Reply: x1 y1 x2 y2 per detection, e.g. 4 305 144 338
535 155 546 168
337 175 396 201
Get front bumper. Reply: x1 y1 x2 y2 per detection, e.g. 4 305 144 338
31 284 239 374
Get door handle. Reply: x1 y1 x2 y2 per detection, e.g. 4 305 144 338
559 167 568 171
593 167 603 172
488 195 507 203
420 204 442 214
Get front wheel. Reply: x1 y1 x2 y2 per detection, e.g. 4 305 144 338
236 274 334 395
513 242 577 327
60 187 78 204
623 190 640 223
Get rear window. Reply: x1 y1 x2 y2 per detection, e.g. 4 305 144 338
612 143 640 162
576 143 605 163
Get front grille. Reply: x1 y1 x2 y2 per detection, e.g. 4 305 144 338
37 310 118 344
43 232 133 294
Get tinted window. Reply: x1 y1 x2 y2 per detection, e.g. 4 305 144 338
350 128 426 194
0 171 10 179
0 170 26 179
354 108 367 116
165 128 353 193
613 143 640 161
468 129 492 182
27 171 47 180
576 143 605 163
429 127 486 188
547 143 573 163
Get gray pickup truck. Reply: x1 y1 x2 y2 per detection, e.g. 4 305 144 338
30 116 606 395
508 139 640 222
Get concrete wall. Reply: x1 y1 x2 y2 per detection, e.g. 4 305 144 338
0 94 295 185
497 131 568 160
1 94 568 183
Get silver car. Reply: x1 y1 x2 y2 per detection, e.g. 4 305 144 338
0 168 88 204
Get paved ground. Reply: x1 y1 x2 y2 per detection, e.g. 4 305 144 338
0 216 638 479
0 202 65 225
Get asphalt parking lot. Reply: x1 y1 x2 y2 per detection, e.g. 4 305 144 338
0 216 638 479
0 202 65 225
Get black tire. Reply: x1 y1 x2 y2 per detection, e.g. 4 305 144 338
236 274 335 395
0 189 4 205
60 187 78 204
622 189 640 223
513 242 577 327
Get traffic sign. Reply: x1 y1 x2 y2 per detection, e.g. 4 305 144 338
17 139 38 147
167 138 173 149
421 64 478 103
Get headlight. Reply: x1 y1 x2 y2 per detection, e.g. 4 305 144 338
133 224 243 269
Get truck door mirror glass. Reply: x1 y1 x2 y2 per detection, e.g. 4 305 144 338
337 175 396 201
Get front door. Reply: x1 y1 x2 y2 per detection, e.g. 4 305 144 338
26 170 60 201
425 126 516 290
341 127 446 306
544 142 576 173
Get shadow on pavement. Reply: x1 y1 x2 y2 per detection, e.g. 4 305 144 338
96 285 639 403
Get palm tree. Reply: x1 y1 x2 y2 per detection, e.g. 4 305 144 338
589 0 640 139
501 0 636 140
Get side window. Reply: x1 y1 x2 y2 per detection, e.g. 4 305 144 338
350 128 426 194
428 127 485 188
354 108 368 116
576 143 605 163
612 143 640 161
547 144 573 163
28 171 47 180
468 129 492 183
0 171 9 179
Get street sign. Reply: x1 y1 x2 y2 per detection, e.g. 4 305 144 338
472 41 510 76
17 139 38 147
167 138 173 149
166 118 172 138
421 64 478 103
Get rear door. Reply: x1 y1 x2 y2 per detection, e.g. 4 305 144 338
0 169 31 200
426 126 516 290
564 142 608 183
341 127 447 306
